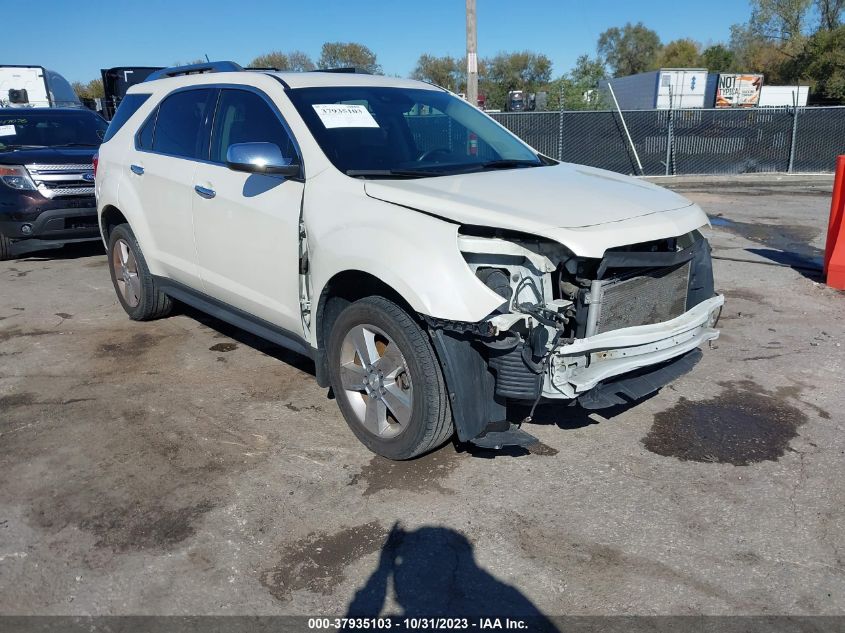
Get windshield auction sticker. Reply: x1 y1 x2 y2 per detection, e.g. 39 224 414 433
312 104 379 129
0 124 16 137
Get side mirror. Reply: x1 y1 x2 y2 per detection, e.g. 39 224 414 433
225 142 300 177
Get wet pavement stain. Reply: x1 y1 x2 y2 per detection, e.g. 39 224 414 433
79 500 215 551
642 381 808 465
97 332 163 356
209 342 237 353
349 451 460 496
260 521 387 601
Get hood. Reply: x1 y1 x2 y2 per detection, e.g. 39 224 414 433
365 162 694 230
0 147 97 166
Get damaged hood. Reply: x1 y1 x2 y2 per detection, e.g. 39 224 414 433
364 162 709 258
365 162 695 228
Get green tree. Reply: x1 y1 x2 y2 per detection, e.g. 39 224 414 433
789 24 845 100
749 0 813 40
411 54 463 92
249 50 315 71
597 22 662 76
658 39 702 67
318 42 381 73
701 44 737 71
72 79 104 100
481 51 552 109
816 0 845 29
547 55 609 110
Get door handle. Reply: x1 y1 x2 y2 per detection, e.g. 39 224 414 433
194 184 216 199
130 164 144 175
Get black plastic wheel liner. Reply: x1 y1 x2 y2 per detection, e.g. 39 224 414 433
427 328 506 442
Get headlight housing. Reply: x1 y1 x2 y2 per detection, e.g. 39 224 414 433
0 165 36 190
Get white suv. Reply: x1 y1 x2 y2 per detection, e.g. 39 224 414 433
95 62 723 460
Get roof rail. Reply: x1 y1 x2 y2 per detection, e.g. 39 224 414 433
314 67 371 74
144 61 243 82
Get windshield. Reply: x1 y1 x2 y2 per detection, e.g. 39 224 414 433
0 110 107 150
286 86 543 177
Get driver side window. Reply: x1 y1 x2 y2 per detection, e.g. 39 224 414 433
209 89 296 164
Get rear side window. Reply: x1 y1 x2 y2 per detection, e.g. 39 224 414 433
209 89 297 163
136 107 157 149
152 88 214 159
102 93 150 143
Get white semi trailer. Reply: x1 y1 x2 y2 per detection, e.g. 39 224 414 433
0 66 81 108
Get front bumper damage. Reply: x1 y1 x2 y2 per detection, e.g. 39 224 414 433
425 229 724 449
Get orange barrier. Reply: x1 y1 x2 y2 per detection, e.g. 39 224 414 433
825 155 845 289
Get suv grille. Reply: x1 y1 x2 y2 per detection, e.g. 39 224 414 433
26 164 95 199
588 263 691 335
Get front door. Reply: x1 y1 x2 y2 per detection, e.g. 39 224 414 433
191 88 304 334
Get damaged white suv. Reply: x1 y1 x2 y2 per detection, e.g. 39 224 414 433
95 62 723 460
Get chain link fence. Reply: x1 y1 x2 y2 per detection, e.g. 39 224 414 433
489 106 845 176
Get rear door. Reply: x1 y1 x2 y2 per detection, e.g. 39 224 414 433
191 87 304 333
124 87 216 287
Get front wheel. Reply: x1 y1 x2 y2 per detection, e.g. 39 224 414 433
327 296 453 460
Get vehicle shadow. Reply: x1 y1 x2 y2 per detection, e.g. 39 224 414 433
12 241 105 261
744 247 824 281
346 522 559 631
175 303 317 376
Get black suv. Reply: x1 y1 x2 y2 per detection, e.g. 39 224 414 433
0 108 107 260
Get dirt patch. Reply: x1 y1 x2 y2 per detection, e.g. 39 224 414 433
79 501 214 551
526 441 559 456
209 342 237 353
642 380 808 465
0 392 37 411
0 328 54 344
260 521 387 601
348 450 461 496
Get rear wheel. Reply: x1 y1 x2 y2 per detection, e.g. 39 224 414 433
107 224 172 321
327 296 453 460
0 233 12 261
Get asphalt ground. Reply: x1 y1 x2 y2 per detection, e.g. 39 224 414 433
0 182 843 621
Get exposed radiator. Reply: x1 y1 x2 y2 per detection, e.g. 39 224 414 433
587 262 691 335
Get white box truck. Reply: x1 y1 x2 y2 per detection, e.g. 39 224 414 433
0 66 82 108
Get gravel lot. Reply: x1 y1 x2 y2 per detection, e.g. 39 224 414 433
0 181 843 618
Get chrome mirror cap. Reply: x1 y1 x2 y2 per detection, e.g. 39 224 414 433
225 142 299 176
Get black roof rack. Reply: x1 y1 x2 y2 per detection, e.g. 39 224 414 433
144 61 243 82
313 67 371 74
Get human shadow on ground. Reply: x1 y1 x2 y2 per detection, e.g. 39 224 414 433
346 523 559 632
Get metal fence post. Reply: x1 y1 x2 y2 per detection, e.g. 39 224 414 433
557 86 564 161
664 87 674 176
788 103 800 173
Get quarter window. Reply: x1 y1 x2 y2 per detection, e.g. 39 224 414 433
152 88 214 159
209 89 296 164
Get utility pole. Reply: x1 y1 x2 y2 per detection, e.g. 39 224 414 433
466 0 478 107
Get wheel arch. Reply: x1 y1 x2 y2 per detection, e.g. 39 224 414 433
100 204 129 242
312 269 418 388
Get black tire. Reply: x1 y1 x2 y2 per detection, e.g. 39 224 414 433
107 223 172 321
327 296 453 460
0 233 12 261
